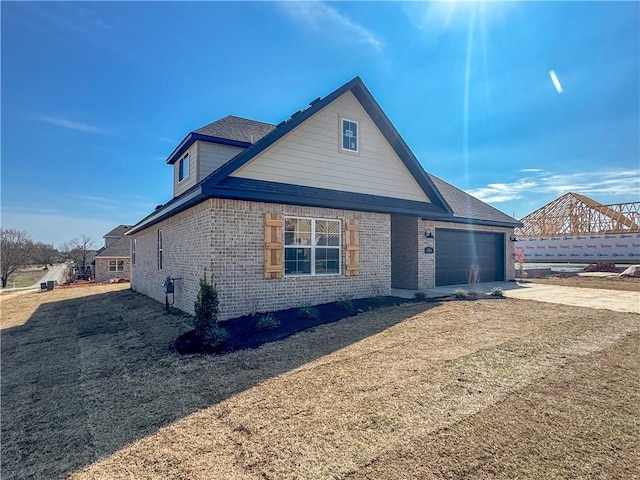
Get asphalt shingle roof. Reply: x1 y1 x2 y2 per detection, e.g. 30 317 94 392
194 115 275 145
95 236 130 258
103 225 133 238
428 174 520 225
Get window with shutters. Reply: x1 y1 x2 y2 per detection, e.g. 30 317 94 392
284 217 341 276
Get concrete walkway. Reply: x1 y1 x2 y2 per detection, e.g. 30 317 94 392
391 281 640 314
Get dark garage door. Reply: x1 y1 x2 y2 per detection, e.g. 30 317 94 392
435 229 505 286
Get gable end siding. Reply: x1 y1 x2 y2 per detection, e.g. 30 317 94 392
197 141 245 183
173 143 198 197
230 91 431 203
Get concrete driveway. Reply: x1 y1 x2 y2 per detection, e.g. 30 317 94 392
392 281 640 314
502 282 639 314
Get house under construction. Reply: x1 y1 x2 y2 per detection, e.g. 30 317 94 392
516 192 640 236
515 193 640 263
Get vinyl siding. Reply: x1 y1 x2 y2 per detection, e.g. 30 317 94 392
173 143 198 197
197 141 245 182
231 92 431 203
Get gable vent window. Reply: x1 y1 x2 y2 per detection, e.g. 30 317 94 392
341 118 359 153
178 154 189 182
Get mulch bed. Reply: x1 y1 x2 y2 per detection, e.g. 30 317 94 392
175 292 504 355
175 296 421 355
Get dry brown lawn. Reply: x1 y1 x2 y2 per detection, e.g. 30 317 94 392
1 285 638 480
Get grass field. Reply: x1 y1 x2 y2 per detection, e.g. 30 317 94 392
1 285 638 479
523 275 640 292
1 266 46 289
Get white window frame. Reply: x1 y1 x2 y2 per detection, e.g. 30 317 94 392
284 217 342 277
340 117 359 153
157 230 163 270
178 153 189 182
109 260 125 272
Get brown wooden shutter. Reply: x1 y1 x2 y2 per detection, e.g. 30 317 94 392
264 214 283 279
345 219 359 276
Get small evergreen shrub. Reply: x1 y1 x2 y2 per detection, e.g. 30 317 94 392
489 287 504 298
414 291 427 301
256 313 280 331
452 288 468 299
194 269 229 349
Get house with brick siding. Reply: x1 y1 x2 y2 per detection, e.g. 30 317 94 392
127 77 521 320
94 225 132 282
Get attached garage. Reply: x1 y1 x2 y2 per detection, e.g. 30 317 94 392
435 229 505 286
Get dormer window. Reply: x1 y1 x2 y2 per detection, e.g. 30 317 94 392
341 118 358 153
178 154 189 182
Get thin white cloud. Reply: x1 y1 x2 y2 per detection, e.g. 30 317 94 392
521 168 544 173
280 1 382 51
467 180 537 203
467 169 640 203
29 113 111 135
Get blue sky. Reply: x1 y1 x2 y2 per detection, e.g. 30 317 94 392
2 1 639 247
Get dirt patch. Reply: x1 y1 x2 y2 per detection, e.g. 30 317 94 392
523 275 640 292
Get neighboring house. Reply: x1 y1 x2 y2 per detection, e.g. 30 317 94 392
94 225 132 282
127 77 521 320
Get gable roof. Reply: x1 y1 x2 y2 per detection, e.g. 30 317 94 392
95 236 130 258
129 77 520 235
103 224 132 238
200 77 452 214
167 116 275 166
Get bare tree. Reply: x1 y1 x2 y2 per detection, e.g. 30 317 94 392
62 234 96 272
32 242 57 267
0 228 33 288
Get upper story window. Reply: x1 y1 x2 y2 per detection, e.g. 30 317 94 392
341 118 358 153
284 217 341 276
178 154 189 182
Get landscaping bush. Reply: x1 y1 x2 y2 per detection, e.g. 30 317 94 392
256 313 280 331
489 287 504 298
414 291 427 301
193 269 229 349
453 288 468 299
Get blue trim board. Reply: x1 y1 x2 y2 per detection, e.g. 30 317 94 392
207 177 452 218
166 133 252 165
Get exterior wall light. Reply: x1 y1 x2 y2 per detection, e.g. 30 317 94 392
425 230 434 239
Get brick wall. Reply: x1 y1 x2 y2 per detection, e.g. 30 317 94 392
94 257 130 282
131 199 391 320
